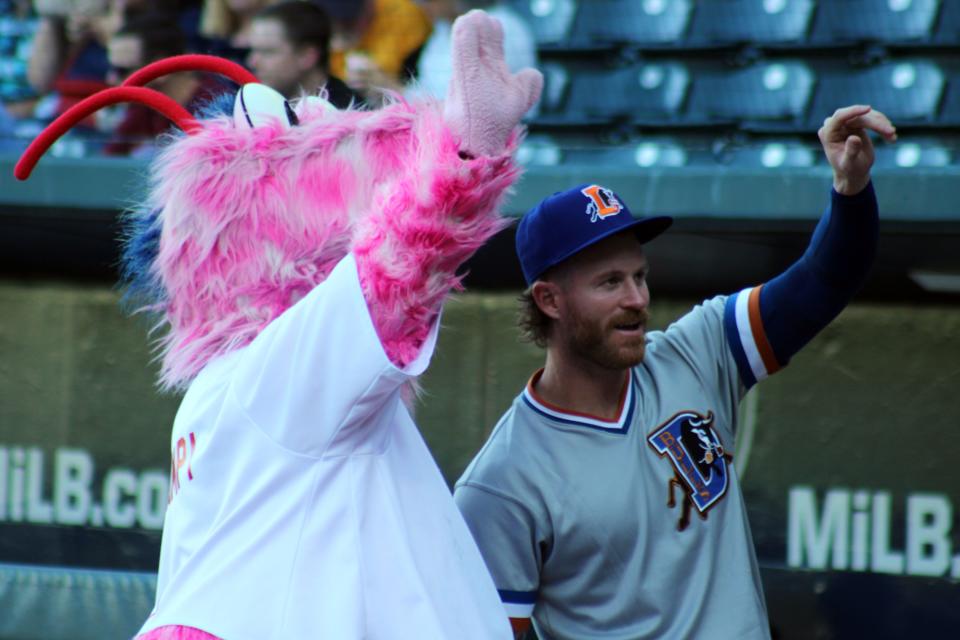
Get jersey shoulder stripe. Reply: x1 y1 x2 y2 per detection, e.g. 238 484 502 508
499 589 536 619
724 285 782 388
521 370 636 433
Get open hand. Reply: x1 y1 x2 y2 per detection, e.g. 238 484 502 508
819 105 897 196
443 10 542 157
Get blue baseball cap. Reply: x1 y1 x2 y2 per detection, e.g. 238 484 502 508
516 183 673 285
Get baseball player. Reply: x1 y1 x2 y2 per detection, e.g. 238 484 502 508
454 105 897 639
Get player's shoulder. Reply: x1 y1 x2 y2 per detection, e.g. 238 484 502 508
457 394 542 491
645 294 730 353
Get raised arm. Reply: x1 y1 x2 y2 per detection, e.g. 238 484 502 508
726 106 898 387
352 10 542 367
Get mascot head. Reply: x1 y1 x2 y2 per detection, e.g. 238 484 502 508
16 55 427 390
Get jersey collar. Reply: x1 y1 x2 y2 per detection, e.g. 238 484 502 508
522 369 635 433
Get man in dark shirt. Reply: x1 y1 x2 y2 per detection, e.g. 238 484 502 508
248 1 363 109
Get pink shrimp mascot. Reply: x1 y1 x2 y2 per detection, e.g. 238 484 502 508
15 11 541 640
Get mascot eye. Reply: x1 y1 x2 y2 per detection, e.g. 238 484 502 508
234 83 299 129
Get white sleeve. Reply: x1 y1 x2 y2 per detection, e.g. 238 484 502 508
228 253 439 456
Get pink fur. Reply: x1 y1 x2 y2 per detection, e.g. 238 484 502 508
147 99 521 389
353 116 518 366
137 625 220 640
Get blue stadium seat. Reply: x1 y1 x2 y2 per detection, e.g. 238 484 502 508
722 139 819 168
938 71 960 126
810 0 940 45
575 0 693 47
507 0 579 47
809 61 945 128
517 134 564 166
932 0 960 44
873 138 953 169
686 0 815 47
686 62 814 129
561 138 689 167
533 62 690 127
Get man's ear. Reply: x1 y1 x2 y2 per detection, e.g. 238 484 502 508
531 280 562 321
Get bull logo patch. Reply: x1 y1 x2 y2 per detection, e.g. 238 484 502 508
580 185 623 222
647 411 732 531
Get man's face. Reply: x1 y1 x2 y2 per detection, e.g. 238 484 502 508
550 232 651 370
107 34 144 85
247 18 315 98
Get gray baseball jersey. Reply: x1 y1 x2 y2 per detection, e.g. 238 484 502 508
454 290 775 640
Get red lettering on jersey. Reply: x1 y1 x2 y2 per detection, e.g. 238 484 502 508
168 432 197 504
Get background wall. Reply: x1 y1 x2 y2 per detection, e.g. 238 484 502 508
0 282 956 638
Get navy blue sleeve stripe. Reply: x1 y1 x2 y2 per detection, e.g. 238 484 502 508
724 291 758 389
499 589 537 604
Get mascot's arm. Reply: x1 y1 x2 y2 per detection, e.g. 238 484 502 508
352 10 542 367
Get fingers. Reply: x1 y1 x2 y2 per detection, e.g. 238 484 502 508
451 9 484 60
821 105 898 142
829 104 872 126
843 134 863 159
484 12 505 59
858 109 897 141
515 68 544 113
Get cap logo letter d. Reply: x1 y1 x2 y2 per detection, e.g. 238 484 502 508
581 185 623 222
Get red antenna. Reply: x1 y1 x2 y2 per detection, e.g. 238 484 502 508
14 86 201 181
123 54 258 88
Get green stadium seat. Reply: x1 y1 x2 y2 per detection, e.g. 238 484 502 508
507 0 579 48
873 137 953 168
809 60 945 127
576 0 693 48
531 61 690 127
686 61 815 130
810 0 940 45
686 0 815 47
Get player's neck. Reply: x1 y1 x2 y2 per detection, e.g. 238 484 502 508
536 352 630 421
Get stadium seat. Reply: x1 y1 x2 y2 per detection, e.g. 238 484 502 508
686 0 815 47
809 61 945 127
722 139 819 168
810 0 940 45
532 62 690 127
517 134 564 166
873 138 953 168
561 138 689 167
932 0 960 44
686 62 814 129
574 0 693 47
937 71 960 126
507 0 579 47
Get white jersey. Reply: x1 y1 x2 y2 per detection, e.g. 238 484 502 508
139 254 511 640
455 293 773 640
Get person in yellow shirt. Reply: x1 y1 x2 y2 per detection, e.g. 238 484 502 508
314 0 432 99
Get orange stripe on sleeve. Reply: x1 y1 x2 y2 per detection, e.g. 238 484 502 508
747 285 781 375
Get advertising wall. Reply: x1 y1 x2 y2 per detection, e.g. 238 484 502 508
0 284 957 638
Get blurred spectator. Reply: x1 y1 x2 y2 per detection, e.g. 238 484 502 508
0 0 39 118
28 0 111 120
407 0 536 102
313 0 431 98
26 0 165 121
103 13 223 156
199 0 276 62
248 1 363 107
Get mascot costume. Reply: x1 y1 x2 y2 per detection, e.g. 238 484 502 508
15 11 541 640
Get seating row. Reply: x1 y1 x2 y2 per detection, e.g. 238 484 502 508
510 0 960 50
531 58 959 131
